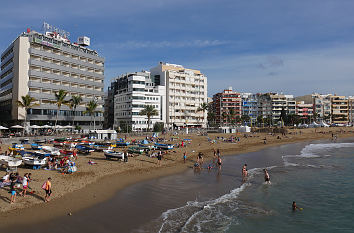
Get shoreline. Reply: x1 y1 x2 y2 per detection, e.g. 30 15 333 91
1 128 354 228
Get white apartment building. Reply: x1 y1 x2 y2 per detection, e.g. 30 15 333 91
268 93 295 122
113 71 165 131
150 62 208 128
0 28 104 128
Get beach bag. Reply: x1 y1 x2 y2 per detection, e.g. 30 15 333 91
41 182 47 190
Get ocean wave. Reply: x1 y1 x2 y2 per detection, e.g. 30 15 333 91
155 167 277 233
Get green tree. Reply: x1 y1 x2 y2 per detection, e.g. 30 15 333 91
53 90 69 128
16 95 39 131
69 95 83 127
222 111 228 126
197 102 209 126
153 122 164 132
241 115 251 125
139 105 158 131
229 109 236 125
207 111 216 127
84 99 100 130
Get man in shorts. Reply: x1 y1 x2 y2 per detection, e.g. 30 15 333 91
20 173 29 197
44 177 52 202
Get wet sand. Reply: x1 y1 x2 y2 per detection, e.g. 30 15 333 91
0 127 353 230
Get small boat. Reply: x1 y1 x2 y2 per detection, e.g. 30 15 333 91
22 156 47 166
115 142 130 147
34 139 46 144
103 150 124 160
76 145 95 154
42 146 61 156
128 146 145 154
93 144 113 152
0 155 23 168
31 143 43 150
154 143 174 150
9 143 25 151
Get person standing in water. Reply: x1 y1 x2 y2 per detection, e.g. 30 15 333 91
264 169 270 184
242 164 248 178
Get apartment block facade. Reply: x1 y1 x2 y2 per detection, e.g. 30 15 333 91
0 29 104 128
312 93 332 122
150 62 207 128
112 71 165 131
212 87 242 126
241 93 259 124
296 101 314 118
330 95 349 124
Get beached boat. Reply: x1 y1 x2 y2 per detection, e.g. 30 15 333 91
31 143 43 150
33 139 46 144
42 146 61 156
103 150 124 160
22 156 47 166
9 143 25 151
93 144 113 152
0 155 23 168
128 146 145 154
115 142 130 147
76 145 95 154
154 143 174 150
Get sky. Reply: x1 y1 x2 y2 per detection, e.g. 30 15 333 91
1 0 354 97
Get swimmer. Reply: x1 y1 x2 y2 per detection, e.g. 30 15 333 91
292 201 303 211
264 169 270 184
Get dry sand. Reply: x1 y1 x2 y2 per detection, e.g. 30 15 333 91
0 127 353 228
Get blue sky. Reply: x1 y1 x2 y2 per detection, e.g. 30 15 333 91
1 0 354 96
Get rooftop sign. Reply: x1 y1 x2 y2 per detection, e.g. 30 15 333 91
42 22 70 39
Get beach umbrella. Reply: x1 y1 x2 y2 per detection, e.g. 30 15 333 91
30 125 40 129
41 125 52 128
11 125 24 129
64 125 74 129
0 126 8 130
54 125 64 129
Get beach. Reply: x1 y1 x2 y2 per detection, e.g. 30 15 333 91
0 127 354 230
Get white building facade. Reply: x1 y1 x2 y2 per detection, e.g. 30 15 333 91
113 71 165 131
150 62 208 128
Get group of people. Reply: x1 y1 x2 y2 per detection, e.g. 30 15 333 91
1 172 52 204
241 164 270 184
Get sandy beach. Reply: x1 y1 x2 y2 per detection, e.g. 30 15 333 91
0 127 353 228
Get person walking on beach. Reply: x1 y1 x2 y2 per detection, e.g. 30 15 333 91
264 169 270 184
44 177 52 202
124 150 128 163
183 152 187 163
10 178 16 204
157 151 162 166
20 173 29 197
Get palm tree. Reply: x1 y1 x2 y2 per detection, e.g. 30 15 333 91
197 102 208 125
53 90 69 128
84 100 100 130
139 105 158 131
207 111 216 127
229 109 236 125
69 95 83 127
222 111 228 126
16 95 39 132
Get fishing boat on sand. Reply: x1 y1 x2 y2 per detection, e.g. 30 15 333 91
103 150 124 160
154 143 174 150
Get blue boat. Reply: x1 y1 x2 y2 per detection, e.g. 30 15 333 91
31 143 42 150
154 143 174 150
76 145 95 154
115 142 130 147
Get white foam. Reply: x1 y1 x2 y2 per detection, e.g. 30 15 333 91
299 142 354 158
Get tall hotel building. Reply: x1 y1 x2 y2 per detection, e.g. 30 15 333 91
0 28 104 128
150 62 208 128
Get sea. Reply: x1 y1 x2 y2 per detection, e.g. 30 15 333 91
10 138 354 233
